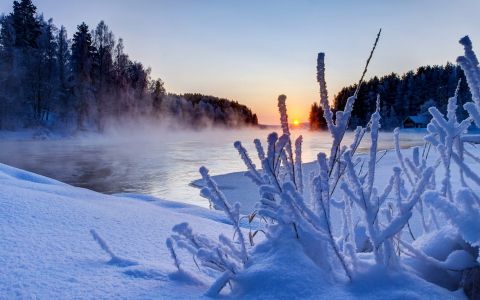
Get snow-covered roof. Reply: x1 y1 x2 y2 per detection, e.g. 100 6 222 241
404 115 429 124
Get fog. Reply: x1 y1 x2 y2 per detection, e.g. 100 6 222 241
0 126 426 208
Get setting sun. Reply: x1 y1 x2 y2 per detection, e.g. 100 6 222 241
1 0 478 298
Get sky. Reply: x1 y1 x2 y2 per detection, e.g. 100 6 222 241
2 0 479 124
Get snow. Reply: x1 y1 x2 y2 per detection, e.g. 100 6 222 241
0 162 226 299
191 170 256 212
187 125 480 297
0 145 470 299
443 250 477 270
403 226 472 291
193 141 480 216
1 56 478 297
228 233 459 299
2 30 480 299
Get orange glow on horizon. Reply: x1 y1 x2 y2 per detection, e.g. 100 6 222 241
293 119 300 126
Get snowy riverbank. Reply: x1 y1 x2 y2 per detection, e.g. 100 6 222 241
0 144 473 299
194 143 480 216
0 161 256 299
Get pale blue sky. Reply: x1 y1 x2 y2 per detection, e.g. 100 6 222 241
2 0 479 123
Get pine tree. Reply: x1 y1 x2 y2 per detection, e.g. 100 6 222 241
0 0 41 127
0 15 15 65
151 78 165 116
308 102 327 130
11 0 40 49
92 20 114 130
56 25 71 124
310 63 470 130
0 0 259 130
0 15 16 128
29 16 58 123
309 102 319 129
112 38 130 118
252 113 258 125
71 22 96 130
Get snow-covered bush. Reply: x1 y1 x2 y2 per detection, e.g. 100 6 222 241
167 166 248 296
389 36 480 297
166 35 480 298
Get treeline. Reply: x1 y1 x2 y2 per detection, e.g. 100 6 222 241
160 93 258 127
0 0 258 132
309 63 472 130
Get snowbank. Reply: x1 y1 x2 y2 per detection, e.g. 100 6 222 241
231 234 460 299
0 152 467 299
193 144 480 216
0 162 228 299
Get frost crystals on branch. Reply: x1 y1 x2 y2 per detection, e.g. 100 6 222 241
340 97 434 267
316 29 381 175
165 34 480 297
167 167 249 296
425 81 472 201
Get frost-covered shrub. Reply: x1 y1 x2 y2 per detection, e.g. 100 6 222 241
167 166 248 296
166 35 480 298
401 36 480 296
458 36 480 128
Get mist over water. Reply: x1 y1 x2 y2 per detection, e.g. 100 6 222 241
0 127 426 208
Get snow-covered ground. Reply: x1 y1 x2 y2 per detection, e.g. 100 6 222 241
2 28 480 300
194 144 480 217
0 163 228 299
0 145 471 299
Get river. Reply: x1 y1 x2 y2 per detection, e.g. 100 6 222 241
0 127 426 208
